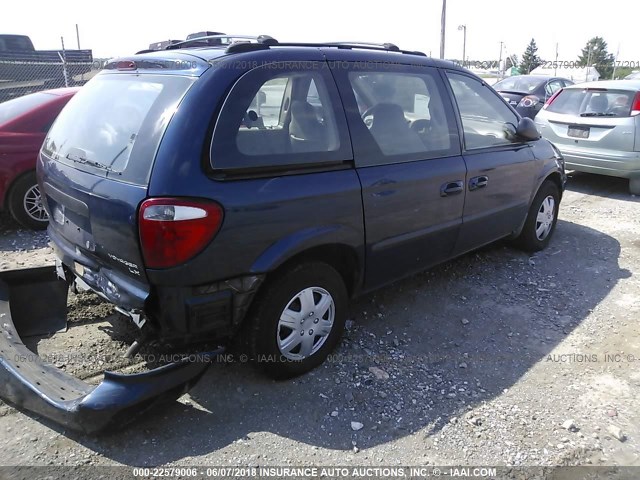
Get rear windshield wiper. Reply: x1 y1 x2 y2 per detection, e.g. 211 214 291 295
65 153 113 172
580 112 617 117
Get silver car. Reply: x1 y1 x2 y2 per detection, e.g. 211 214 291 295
535 80 640 194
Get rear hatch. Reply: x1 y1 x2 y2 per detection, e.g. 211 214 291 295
537 86 640 152
493 76 543 109
38 58 202 296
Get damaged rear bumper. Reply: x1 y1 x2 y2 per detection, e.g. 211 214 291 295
0 266 219 434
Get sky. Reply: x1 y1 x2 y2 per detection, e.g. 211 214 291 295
2 0 638 63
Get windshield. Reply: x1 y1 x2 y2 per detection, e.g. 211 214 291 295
493 77 543 93
42 74 194 185
0 92 55 125
546 88 637 117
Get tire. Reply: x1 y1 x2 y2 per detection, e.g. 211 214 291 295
630 178 640 195
244 262 348 379
513 181 560 252
7 172 49 230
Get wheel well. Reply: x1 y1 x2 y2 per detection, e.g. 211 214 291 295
271 244 362 297
545 172 564 198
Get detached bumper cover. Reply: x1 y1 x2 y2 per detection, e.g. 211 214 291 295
0 267 218 434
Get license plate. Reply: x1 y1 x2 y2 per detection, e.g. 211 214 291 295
568 126 590 139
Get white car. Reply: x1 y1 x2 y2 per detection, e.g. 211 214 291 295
535 80 640 194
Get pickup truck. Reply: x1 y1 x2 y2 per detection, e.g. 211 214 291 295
0 34 93 102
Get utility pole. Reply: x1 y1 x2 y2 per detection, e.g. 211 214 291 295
458 25 466 67
612 43 620 79
76 24 81 49
554 43 559 76
498 41 504 78
440 0 447 59
60 36 69 87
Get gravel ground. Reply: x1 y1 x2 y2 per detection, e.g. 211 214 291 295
0 172 638 472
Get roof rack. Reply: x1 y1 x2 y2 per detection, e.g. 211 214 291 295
167 34 277 50
324 41 401 51
227 40 426 56
280 42 426 56
163 35 426 57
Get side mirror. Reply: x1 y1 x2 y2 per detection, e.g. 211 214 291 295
516 117 541 141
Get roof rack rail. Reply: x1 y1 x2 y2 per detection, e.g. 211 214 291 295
227 41 427 57
164 36 426 57
323 42 426 56
276 42 426 56
324 41 401 52
225 35 279 53
167 34 277 50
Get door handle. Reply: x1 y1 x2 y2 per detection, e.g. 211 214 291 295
469 175 489 191
440 180 464 197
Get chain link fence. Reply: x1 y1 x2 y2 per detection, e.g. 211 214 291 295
0 59 106 103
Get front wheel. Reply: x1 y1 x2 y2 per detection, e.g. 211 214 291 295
513 181 560 252
244 262 348 379
8 172 49 230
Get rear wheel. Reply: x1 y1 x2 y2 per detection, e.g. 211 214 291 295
630 178 640 195
244 262 348 379
8 172 48 230
513 181 560 252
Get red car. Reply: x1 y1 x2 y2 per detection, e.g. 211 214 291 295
0 88 78 229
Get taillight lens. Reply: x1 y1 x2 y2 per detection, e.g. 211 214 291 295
517 95 540 108
138 198 223 269
631 91 640 116
116 60 136 71
543 89 563 110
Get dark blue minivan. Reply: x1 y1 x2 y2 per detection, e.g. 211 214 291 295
37 36 566 380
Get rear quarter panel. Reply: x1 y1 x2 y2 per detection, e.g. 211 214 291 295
146 51 365 287
0 132 43 209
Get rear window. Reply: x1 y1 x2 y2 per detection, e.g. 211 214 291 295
0 92 54 125
42 74 194 185
493 77 542 93
547 88 637 117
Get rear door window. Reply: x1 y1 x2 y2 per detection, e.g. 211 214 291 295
211 61 352 172
546 89 637 117
42 74 194 185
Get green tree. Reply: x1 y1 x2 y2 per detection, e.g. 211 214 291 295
613 67 634 80
506 54 518 70
578 37 615 79
519 39 543 74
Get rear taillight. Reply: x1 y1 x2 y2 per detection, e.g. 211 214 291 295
631 92 640 116
517 95 540 108
138 198 223 269
116 60 136 71
543 89 563 110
